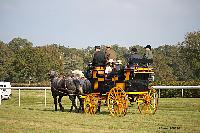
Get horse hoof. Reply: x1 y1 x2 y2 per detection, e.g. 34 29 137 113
60 107 64 112
78 107 84 113
97 109 100 113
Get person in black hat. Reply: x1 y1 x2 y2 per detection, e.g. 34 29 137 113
128 47 142 66
144 45 153 59
92 46 106 67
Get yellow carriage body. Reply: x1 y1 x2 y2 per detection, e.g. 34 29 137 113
83 65 158 116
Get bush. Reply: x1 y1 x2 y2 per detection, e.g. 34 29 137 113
11 80 50 87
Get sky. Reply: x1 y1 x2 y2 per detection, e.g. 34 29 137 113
0 0 200 48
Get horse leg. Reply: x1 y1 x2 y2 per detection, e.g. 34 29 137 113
69 95 78 112
97 101 101 113
58 95 64 112
53 95 58 111
68 95 73 112
78 96 84 112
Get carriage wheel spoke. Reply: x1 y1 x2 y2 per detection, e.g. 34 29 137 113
138 88 158 115
84 94 98 114
108 87 128 117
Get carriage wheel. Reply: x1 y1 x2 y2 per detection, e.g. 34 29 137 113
84 94 98 114
107 87 128 117
137 88 158 115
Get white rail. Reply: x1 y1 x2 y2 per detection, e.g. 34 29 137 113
0 87 50 106
152 86 200 89
0 86 200 106
0 87 51 90
152 86 200 98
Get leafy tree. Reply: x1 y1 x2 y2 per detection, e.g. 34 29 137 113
170 44 193 80
0 41 14 81
1 31 199 84
180 31 200 80
6 37 34 82
59 46 84 71
8 37 33 53
82 46 94 66
153 46 177 81
112 44 128 64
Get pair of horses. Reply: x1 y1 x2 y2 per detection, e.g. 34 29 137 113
49 70 91 112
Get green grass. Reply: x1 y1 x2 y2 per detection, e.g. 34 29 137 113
0 90 200 133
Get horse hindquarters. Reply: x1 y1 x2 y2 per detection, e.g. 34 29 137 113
50 74 66 112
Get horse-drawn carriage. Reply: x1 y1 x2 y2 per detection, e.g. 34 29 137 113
83 59 158 116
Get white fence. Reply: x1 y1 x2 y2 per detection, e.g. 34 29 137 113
0 86 200 106
0 87 50 106
152 86 200 98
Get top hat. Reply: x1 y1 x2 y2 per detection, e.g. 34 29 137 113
131 47 138 52
95 46 100 49
145 45 151 50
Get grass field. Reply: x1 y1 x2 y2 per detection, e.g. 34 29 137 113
0 90 200 133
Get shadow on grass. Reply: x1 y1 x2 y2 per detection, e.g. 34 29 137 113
36 107 85 114
97 110 111 115
22 106 115 116
21 105 140 116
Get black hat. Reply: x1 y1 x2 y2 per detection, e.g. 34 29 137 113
131 47 137 52
95 46 100 49
145 45 151 50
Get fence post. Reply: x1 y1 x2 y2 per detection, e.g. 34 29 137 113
75 96 78 106
0 95 1 105
45 88 46 107
159 89 160 98
19 89 21 107
182 89 184 97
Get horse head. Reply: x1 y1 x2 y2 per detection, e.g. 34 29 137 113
48 70 57 82
79 77 91 94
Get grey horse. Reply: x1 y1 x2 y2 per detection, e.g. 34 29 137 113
49 71 82 112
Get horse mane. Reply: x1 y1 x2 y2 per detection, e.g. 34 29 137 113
72 69 84 78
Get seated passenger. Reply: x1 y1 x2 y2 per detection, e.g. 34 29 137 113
92 46 107 67
144 45 153 59
116 60 125 80
105 59 114 74
129 48 142 66
116 60 122 71
105 45 117 63
143 45 153 65
84 62 93 79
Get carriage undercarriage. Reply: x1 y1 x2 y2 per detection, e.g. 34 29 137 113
82 87 158 116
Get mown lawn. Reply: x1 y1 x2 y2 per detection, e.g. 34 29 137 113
0 90 200 133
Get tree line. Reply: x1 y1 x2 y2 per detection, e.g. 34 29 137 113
0 31 200 84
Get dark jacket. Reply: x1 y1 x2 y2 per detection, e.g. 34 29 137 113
92 51 106 66
129 53 142 64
